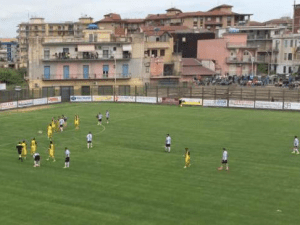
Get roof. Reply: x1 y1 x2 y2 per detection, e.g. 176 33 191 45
182 65 216 76
265 18 292 25
114 27 126 36
182 58 216 76
122 19 144 23
208 4 233 12
166 7 182 12
248 21 266 26
141 25 189 33
97 13 122 23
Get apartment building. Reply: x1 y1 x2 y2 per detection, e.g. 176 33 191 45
198 33 258 76
144 4 252 32
17 16 93 68
28 24 146 93
0 38 18 68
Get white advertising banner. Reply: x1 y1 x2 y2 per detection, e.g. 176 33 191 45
229 100 255 108
115 96 136 102
284 102 300 110
92 96 114 102
203 99 227 107
136 96 157 104
158 98 162 103
255 101 283 110
180 98 202 106
0 101 17 110
48 96 61 104
0 83 6 90
33 98 47 106
70 96 92 102
18 99 34 108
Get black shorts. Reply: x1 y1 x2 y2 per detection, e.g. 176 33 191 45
65 157 70 162
60 124 63 127
106 117 109 120
87 141 92 143
166 144 170 147
18 149 22 154
98 119 102 122
222 160 228 164
35 156 40 161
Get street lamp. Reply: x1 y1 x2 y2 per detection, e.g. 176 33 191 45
244 50 255 77
264 50 270 77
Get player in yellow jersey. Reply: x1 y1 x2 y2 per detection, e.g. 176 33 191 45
47 124 53 139
74 115 80 130
46 141 55 162
30 138 37 155
184 148 191 169
55 117 60 132
51 118 56 133
21 140 28 160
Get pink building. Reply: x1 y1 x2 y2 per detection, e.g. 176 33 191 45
197 33 257 76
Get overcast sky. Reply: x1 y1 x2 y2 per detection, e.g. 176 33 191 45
0 0 296 37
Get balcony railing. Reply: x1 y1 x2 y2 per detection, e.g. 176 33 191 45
43 36 132 44
247 34 271 40
43 53 131 61
226 43 257 49
42 73 132 81
226 57 256 64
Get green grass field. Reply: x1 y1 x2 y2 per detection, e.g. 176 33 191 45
1 103 300 225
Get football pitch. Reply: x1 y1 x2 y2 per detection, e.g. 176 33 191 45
1 102 300 225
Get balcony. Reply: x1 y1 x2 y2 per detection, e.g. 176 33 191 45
247 34 271 40
42 73 132 81
42 52 131 62
226 57 256 64
42 36 132 45
226 43 257 49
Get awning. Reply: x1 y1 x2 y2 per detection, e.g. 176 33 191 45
78 45 95 52
122 45 132 51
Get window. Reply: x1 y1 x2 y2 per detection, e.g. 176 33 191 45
119 85 130 96
89 34 93 42
295 40 298 47
81 86 90 96
288 53 293 60
44 49 50 59
283 66 286 73
156 37 160 42
151 50 158 57
227 16 231 26
160 49 165 56
207 26 211 30
207 17 211 21
284 40 288 48
75 47 78 52
35 26 38 30
103 50 109 58
289 67 293 73
182 37 186 42
291 40 293 47
94 34 98 42
216 17 221 22
113 47 117 51
199 18 203 26
146 66 150 73
194 17 198 22
244 51 249 56
193 21 198 27
103 65 109 77
284 53 287 60
98 86 113 95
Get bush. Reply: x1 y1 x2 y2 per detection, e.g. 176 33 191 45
0 68 26 85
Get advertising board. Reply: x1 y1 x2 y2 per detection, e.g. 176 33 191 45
33 98 48 106
0 101 17 110
18 99 34 108
92 96 114 102
255 101 283 110
284 102 300 110
115 96 136 102
203 99 227 107
161 97 179 105
136 96 157 104
48 96 61 104
70 96 92 102
180 98 202 106
229 100 255 108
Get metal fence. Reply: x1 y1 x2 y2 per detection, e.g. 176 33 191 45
1 85 300 103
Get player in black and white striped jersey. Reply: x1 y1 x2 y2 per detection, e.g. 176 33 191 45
63 148 70 168
33 152 41 167
87 132 93 149
106 110 110 124
97 113 103 126
165 134 171 153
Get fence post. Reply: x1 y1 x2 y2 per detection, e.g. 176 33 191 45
167 86 169 97
214 87 216 100
145 85 147 97
268 89 271 101
156 86 158 103
190 86 192 98
135 86 137 102
254 89 256 109
241 88 243 100
178 86 181 98
227 87 229 107
298 89 300 102
202 87 204 103
282 89 285 110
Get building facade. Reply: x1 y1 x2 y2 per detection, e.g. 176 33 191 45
198 33 258 76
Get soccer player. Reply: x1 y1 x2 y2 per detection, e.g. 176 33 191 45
87 132 93 149
165 134 171 153
106 110 110 124
47 124 53 139
218 148 229 171
21 140 27 160
46 141 56 162
55 117 60 132
51 117 56 133
33 152 41 167
16 142 23 162
62 115 68 127
74 115 80 130
59 117 65 132
97 113 103 126
184 148 191 168
30 138 37 155
64 147 70 168
292 136 300 154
